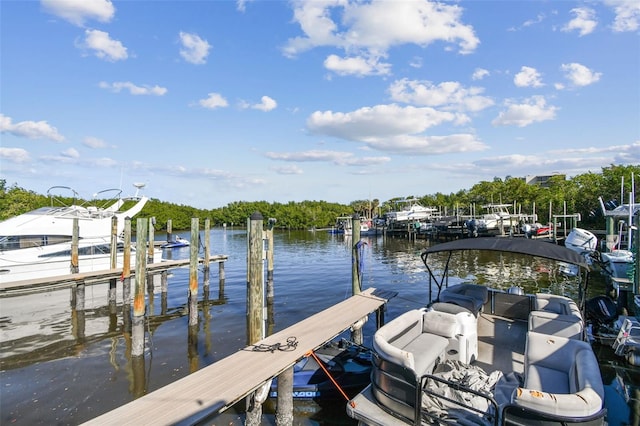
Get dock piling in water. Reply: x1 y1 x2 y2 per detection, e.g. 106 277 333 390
188 218 199 327
246 211 265 425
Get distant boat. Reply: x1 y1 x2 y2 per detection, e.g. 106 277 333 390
385 198 438 223
161 236 190 249
0 184 160 284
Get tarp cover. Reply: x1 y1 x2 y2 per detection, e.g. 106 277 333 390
421 237 590 269
422 360 502 425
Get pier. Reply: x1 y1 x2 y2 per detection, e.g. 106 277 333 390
82 287 394 425
0 255 228 297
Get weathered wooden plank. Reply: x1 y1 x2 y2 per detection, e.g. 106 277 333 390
0 255 228 296
82 287 393 426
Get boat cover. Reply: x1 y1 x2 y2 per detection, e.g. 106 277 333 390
422 359 502 425
422 237 590 269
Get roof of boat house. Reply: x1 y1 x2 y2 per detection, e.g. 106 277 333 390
422 237 590 269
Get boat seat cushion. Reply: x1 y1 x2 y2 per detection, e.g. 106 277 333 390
440 284 488 316
534 293 582 318
528 310 584 339
510 331 604 417
373 309 458 377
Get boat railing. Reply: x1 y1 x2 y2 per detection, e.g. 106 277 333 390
419 373 499 425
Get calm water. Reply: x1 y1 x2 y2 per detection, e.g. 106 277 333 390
0 228 637 425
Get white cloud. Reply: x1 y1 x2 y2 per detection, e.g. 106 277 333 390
283 0 479 76
514 66 544 88
251 96 278 112
265 150 391 166
0 147 31 163
41 0 115 27
306 104 487 155
562 7 598 36
388 79 494 112
560 63 602 87
179 32 211 64
98 81 168 95
83 137 108 148
605 0 640 32
271 165 304 175
492 96 558 127
324 54 391 76
80 29 128 61
198 93 229 109
61 148 80 159
0 114 65 142
472 68 490 81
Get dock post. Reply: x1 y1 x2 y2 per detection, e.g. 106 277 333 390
266 218 276 282
71 218 79 274
203 218 211 286
109 216 118 312
266 218 276 337
351 214 364 345
132 218 148 357
188 218 199 327
276 367 294 426
148 217 155 264
246 212 265 425
167 219 172 243
122 218 132 305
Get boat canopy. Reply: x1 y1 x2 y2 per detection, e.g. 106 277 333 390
421 237 590 270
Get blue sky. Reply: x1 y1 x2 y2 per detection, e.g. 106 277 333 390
1 0 639 209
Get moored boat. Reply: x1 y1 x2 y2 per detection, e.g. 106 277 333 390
347 237 606 425
0 184 159 284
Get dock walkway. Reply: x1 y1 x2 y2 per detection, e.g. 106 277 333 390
83 287 394 426
0 255 229 297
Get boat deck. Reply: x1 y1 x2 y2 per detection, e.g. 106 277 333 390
476 313 527 375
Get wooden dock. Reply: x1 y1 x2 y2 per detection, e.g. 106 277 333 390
82 287 395 426
0 255 228 297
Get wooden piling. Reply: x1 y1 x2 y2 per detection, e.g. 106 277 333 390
71 218 79 274
132 218 148 357
246 211 265 426
148 217 155 264
123 218 132 305
351 214 364 345
203 218 211 281
188 218 200 327
167 219 172 243
266 218 275 282
109 216 118 311
276 367 294 426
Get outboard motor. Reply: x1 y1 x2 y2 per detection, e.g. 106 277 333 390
585 295 618 328
465 219 478 238
507 286 524 295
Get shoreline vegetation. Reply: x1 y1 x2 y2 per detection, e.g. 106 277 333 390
1 165 638 231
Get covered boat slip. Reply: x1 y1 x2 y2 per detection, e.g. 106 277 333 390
83 287 394 426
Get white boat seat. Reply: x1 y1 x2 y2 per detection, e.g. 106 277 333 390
371 308 466 423
534 293 582 318
439 284 488 316
508 331 605 418
528 310 584 339
530 293 584 339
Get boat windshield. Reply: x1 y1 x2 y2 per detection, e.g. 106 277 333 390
0 235 72 251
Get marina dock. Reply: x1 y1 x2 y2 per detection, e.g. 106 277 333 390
82 287 394 425
0 255 228 297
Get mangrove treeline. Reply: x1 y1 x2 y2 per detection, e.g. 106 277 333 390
1 164 638 231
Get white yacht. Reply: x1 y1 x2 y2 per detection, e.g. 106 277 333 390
385 198 438 223
0 184 156 284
